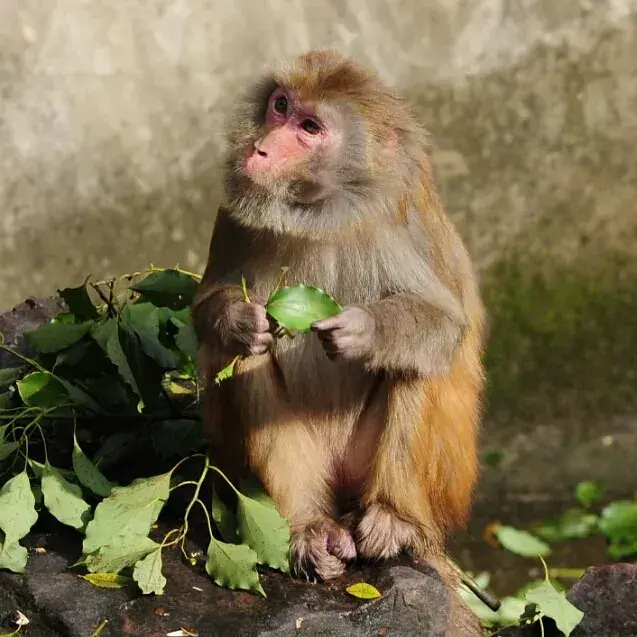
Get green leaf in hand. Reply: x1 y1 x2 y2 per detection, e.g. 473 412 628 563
236 491 290 573
133 548 166 595
73 433 114 497
266 285 342 333
41 462 93 531
205 537 264 596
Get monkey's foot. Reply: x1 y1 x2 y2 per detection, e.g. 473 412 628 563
291 518 357 581
356 503 419 559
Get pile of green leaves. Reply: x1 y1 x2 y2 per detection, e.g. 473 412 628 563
0 267 342 597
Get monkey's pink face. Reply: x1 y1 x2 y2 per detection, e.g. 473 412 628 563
243 88 337 180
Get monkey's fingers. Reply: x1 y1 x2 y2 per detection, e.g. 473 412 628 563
321 334 358 359
248 331 274 355
268 319 286 338
253 314 271 333
311 315 345 332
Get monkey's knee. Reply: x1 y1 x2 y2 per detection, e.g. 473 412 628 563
290 518 357 581
355 502 421 559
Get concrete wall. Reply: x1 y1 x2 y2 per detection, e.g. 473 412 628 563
2 0 635 308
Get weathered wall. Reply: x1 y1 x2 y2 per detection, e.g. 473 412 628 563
2 0 636 306
1 0 636 495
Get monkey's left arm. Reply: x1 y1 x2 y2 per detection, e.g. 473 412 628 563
312 273 467 378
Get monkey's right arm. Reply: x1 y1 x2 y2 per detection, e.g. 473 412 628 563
191 211 273 357
192 283 273 356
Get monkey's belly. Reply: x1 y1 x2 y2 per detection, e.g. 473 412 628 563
232 334 383 496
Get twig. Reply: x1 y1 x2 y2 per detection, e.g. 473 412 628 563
89 620 108 637
460 571 501 612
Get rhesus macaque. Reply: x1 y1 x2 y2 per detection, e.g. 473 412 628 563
193 50 486 634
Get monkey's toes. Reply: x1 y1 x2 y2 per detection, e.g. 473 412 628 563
291 519 355 581
356 503 419 560
327 525 357 561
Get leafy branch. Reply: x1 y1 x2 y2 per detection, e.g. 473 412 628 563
0 266 292 595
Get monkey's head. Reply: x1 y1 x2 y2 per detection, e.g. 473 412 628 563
224 50 427 235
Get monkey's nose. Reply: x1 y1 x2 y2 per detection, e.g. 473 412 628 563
256 149 267 157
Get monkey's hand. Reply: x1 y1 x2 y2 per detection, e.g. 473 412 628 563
311 306 375 362
218 299 274 356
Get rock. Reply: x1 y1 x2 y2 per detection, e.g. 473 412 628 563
0 296 65 368
0 527 457 637
494 563 637 637
568 563 637 637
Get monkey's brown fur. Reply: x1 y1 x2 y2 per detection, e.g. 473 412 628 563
193 50 486 635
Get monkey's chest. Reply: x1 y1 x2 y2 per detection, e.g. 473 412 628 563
243 331 371 427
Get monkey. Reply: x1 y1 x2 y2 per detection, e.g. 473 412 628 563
192 50 486 635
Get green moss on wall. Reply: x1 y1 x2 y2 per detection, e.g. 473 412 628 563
482 253 637 423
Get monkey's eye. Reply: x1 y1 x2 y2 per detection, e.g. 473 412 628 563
301 119 321 135
273 95 288 114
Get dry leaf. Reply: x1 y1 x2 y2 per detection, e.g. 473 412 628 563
345 582 382 600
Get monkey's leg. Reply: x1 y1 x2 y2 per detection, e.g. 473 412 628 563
247 418 356 581
354 378 483 635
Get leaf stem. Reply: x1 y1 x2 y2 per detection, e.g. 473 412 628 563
195 497 215 541
267 266 289 303
169 453 207 477
241 276 251 303
0 343 47 373
160 527 182 548
179 459 210 537
207 463 241 497
169 480 199 491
